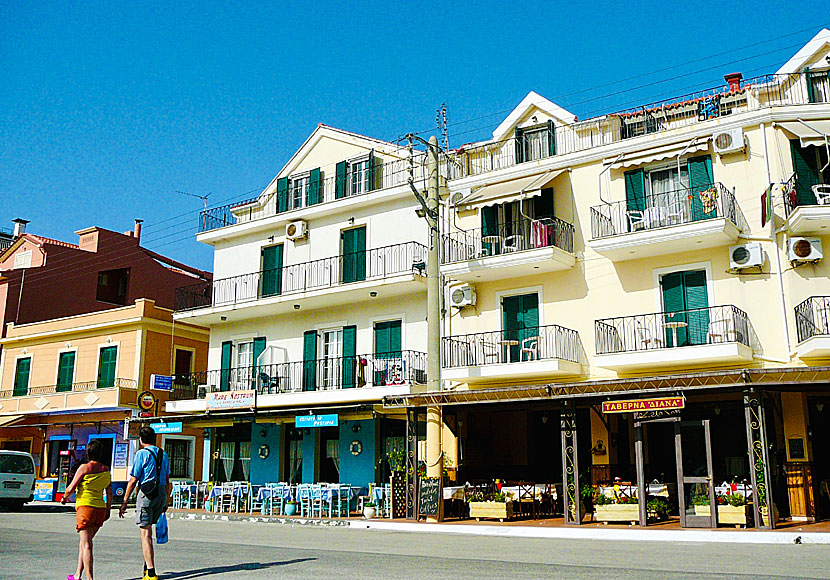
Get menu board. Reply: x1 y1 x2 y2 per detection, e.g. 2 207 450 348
113 443 129 469
418 477 440 518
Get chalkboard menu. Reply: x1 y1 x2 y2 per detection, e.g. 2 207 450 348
418 477 440 518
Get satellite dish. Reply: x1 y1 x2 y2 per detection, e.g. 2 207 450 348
450 192 465 206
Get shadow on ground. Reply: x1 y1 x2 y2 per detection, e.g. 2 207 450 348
157 558 316 579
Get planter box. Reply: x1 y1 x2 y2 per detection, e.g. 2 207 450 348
469 501 514 522
595 504 640 524
693 504 752 526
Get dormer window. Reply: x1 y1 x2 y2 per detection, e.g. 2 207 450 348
289 173 309 210
349 156 370 196
515 120 555 163
335 152 377 199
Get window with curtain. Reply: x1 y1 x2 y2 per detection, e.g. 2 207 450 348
235 341 253 390
219 441 235 482
646 165 688 209
289 174 308 210
239 441 251 481
326 439 340 475
321 328 343 389
349 158 369 195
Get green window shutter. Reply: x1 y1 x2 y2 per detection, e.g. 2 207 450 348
57 352 76 392
341 227 366 283
302 330 317 392
687 155 715 220
13 357 31 397
253 336 266 371
514 128 523 164
97 346 117 388
806 67 816 103
481 205 499 254
520 293 539 361
502 293 538 361
790 140 820 205
308 168 322 205
220 341 233 392
374 320 402 359
624 169 646 213
335 161 348 199
342 325 357 389
682 270 710 346
535 188 555 220
261 244 283 297
661 272 686 347
367 151 376 192
547 120 556 156
277 177 289 213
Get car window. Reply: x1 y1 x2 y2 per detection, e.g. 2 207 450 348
0 454 35 474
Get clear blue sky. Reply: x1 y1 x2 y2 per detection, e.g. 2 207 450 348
1 2 824 271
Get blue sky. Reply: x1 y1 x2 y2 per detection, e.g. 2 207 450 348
0 2 824 271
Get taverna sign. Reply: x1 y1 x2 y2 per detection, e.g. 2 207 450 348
602 396 684 414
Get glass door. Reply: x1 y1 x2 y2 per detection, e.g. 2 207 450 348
675 420 716 528
321 329 343 390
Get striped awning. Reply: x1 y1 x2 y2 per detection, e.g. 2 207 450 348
779 120 830 147
458 170 565 209
606 140 710 169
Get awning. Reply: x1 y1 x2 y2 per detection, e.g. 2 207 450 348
0 415 24 428
459 170 565 209
779 120 830 147
606 140 710 169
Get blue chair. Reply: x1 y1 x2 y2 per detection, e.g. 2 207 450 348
331 484 352 517
249 483 268 515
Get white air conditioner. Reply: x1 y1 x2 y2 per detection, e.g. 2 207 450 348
286 220 308 240
449 283 476 308
729 242 764 269
788 237 823 262
713 127 745 155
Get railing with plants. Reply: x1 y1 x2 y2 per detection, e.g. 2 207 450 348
590 183 747 239
441 217 574 263
595 305 751 354
794 296 830 343
442 324 581 368
2 378 138 399
174 241 427 312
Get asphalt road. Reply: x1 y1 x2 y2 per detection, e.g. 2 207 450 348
1 508 829 579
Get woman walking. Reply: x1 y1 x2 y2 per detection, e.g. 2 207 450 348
61 440 113 580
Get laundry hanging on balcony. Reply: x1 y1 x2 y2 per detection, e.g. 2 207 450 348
698 186 719 214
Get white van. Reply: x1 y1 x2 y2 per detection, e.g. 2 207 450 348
0 450 36 509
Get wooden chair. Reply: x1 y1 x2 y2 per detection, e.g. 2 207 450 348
517 481 537 519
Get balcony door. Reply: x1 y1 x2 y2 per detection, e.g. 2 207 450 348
374 320 402 385
320 329 343 390
660 270 709 347
341 226 366 283
261 244 283 297
501 293 539 363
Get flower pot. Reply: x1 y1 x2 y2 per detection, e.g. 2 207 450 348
718 504 752 526
595 503 640 524
363 506 377 519
469 501 513 522
284 503 297 516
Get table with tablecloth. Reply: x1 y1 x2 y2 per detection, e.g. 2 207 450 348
598 483 671 498
715 483 753 498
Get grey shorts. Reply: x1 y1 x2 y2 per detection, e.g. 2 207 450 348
135 491 167 528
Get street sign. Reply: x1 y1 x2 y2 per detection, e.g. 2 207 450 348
296 414 339 428
602 396 684 414
150 422 183 434
150 374 174 391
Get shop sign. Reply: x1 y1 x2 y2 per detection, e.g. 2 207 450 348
205 390 256 410
602 396 684 414
150 421 183 434
138 391 157 412
113 442 129 468
295 414 339 428
150 374 174 391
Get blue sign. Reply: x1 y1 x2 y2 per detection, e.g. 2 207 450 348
295 414 339 428
150 374 174 391
150 422 183 434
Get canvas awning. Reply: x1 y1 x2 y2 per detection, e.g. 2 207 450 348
606 140 710 169
779 120 830 147
0 415 24 427
459 170 565 209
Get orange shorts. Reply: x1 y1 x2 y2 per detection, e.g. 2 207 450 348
76 506 108 532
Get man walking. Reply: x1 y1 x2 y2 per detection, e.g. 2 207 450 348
119 426 172 580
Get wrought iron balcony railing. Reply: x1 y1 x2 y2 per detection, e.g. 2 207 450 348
595 305 751 355
794 296 830 343
782 171 830 217
442 324 581 368
441 217 574 264
174 351 427 399
446 72 824 181
174 241 427 312
589 183 747 239
2 378 138 399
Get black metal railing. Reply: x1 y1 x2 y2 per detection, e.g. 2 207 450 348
174 241 427 312
589 183 747 239
782 170 830 217
175 351 427 399
2 378 137 399
442 324 580 368
794 296 830 343
595 305 751 354
441 217 574 264
446 73 822 181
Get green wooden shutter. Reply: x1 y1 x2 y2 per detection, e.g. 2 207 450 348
335 161 347 199
520 294 539 361
682 270 709 346
624 169 646 214
502 293 538 362
253 336 266 378
515 128 523 164
374 320 402 359
308 168 322 205
261 244 283 297
547 120 556 157
535 188 555 220
302 331 317 392
97 346 117 388
13 357 31 397
342 325 357 389
481 205 499 254
277 177 289 213
806 67 816 103
688 155 715 220
57 352 76 392
660 272 686 347
342 227 366 283
367 151 376 192
791 140 820 205
220 341 233 392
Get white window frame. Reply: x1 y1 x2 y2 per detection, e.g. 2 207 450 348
651 262 715 313
161 434 196 480
13 250 32 270
288 172 309 210
348 156 370 196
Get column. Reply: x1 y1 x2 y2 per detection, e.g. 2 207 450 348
560 402 581 524
744 389 775 529
425 405 443 522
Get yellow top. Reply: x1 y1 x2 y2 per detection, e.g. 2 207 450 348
75 471 111 509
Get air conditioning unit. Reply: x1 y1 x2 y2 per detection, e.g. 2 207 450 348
729 242 764 269
285 220 308 240
449 283 476 308
788 237 823 263
713 127 745 155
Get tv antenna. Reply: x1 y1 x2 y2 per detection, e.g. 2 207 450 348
176 190 211 212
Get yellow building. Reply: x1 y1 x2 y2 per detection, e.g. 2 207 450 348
389 30 830 528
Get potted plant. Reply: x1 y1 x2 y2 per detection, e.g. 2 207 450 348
284 500 297 516
468 491 513 522
646 497 670 522
363 501 377 519
692 493 711 517
594 494 641 524
717 493 752 527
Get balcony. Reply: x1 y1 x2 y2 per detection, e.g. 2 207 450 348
174 242 427 322
166 351 426 412
595 305 754 371
442 324 582 383
589 183 747 260
783 172 830 235
794 296 830 359
0 379 138 415
440 218 575 282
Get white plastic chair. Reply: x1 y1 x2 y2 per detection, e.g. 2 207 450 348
503 235 523 253
813 184 830 206
627 210 645 231
520 336 539 361
637 323 663 349
666 199 688 224
707 314 737 343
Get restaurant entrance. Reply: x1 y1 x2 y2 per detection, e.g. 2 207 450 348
675 420 716 528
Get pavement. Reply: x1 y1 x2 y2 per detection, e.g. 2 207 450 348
3 506 830 579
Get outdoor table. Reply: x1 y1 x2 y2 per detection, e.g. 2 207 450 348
716 483 753 498
498 339 519 362
482 235 503 255
663 321 688 347
599 483 669 498
443 485 465 501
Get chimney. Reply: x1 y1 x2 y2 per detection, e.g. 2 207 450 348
12 218 29 238
724 72 743 92
134 219 143 242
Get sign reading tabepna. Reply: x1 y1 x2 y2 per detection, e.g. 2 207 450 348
602 396 684 414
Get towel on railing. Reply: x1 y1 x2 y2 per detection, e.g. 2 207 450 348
698 187 719 214
531 220 548 248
